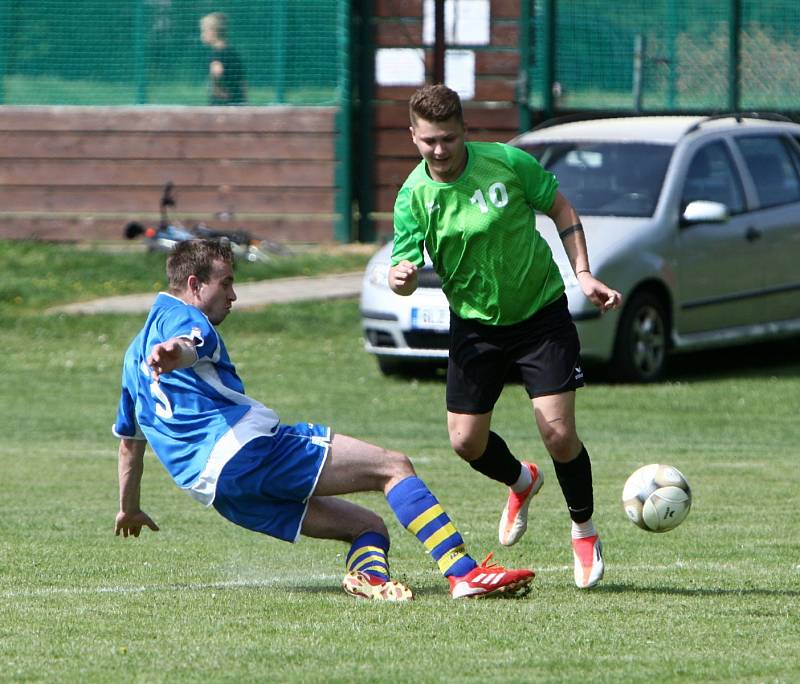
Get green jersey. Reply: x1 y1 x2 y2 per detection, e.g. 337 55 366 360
392 141 564 326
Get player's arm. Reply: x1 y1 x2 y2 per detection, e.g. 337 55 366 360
115 438 159 538
548 191 589 273
389 260 419 296
390 186 425 296
547 191 622 313
147 336 198 381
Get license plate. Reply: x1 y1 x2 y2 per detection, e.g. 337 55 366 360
411 306 449 330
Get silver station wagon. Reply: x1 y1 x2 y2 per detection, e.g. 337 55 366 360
360 114 800 381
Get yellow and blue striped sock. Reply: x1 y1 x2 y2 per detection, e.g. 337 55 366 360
386 476 478 578
346 532 390 581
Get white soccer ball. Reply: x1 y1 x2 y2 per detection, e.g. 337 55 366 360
622 464 692 532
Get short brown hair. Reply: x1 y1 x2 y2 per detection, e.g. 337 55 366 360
409 84 463 126
167 239 234 292
201 12 228 41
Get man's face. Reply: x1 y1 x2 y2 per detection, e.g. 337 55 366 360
200 19 216 46
193 259 236 325
410 115 467 183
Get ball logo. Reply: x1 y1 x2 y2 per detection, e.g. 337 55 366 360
622 464 691 533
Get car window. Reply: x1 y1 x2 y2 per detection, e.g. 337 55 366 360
735 135 800 209
518 142 672 218
788 137 800 175
681 142 745 214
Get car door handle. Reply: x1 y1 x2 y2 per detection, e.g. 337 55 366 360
745 226 762 242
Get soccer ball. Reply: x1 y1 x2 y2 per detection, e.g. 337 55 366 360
622 464 692 532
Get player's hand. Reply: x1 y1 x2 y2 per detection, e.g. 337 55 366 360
115 510 159 538
577 272 622 313
147 339 186 380
388 260 419 295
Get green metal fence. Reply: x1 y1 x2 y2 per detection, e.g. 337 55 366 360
4 1 798 113
0 0 345 105
529 0 800 116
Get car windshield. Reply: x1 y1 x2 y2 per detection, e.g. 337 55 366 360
519 142 674 217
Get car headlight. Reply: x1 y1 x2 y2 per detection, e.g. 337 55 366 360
366 262 391 288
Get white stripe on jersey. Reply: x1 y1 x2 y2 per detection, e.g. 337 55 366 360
187 357 280 506
189 404 280 506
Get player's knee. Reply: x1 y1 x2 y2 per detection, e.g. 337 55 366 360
541 425 580 462
384 449 415 479
449 433 484 461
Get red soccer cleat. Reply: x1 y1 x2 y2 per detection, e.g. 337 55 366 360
499 462 544 546
572 534 604 589
448 553 534 599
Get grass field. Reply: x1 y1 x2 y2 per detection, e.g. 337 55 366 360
1 242 799 683
0 240 373 317
1 75 338 107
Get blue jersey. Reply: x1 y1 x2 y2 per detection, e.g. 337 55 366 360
113 293 279 505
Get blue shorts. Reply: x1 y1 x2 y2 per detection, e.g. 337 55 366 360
212 421 331 543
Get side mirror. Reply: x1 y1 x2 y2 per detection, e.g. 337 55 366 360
681 200 729 226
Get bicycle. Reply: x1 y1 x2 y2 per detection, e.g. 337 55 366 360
124 181 293 262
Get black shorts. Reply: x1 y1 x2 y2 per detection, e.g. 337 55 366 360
446 294 585 414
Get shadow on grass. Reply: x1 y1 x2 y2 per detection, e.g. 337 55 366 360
379 336 800 385
664 337 800 381
584 336 800 385
175 581 450 599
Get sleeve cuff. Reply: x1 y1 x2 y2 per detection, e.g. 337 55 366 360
112 424 146 440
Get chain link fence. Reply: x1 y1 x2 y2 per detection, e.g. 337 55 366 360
0 0 344 105
529 0 800 113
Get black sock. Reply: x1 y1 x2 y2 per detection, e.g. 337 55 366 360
468 431 522 486
552 445 594 523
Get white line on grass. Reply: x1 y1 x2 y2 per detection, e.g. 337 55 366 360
3 561 790 600
1 575 340 600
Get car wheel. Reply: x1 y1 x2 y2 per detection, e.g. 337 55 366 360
610 291 669 382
